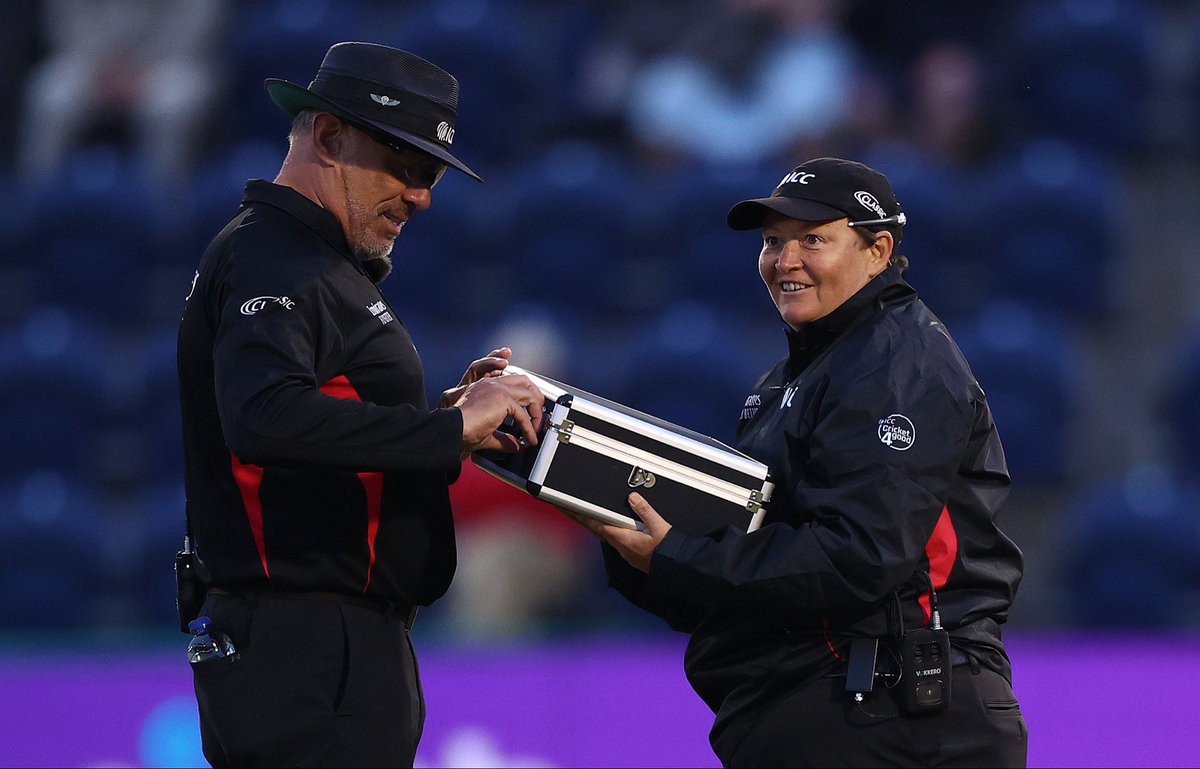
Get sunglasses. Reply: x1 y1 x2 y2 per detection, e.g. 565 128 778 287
350 122 448 189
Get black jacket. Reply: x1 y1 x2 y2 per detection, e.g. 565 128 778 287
603 265 1023 753
177 180 464 607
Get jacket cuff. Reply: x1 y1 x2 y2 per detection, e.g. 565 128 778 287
646 527 691 600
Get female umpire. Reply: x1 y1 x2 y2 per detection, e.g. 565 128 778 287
570 157 1028 768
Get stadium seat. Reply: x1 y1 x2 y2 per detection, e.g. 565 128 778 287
1005 0 1158 157
0 307 112 484
376 0 550 166
224 0 367 144
589 300 777 443
0 472 110 628
971 138 1125 322
126 479 189 629
949 298 1084 488
488 140 641 316
859 144 998 323
1155 320 1200 483
1061 463 1200 627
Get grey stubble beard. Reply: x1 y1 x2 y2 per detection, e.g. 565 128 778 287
342 174 395 284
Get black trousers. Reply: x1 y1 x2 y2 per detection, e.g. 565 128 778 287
722 661 1028 768
191 590 424 768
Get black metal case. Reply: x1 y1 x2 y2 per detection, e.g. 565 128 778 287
473 366 773 534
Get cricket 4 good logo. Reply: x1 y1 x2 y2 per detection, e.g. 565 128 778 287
878 414 915 451
437 121 455 144
240 296 296 315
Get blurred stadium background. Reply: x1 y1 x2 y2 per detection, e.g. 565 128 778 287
2 0 1200 766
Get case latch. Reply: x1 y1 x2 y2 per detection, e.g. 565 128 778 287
627 466 657 489
555 419 575 444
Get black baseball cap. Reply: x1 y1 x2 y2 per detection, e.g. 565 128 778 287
266 41 482 182
727 157 905 241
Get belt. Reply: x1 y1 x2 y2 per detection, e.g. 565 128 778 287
208 587 418 630
823 644 974 681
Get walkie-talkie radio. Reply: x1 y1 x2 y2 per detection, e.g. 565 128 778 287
897 572 951 715
898 626 951 714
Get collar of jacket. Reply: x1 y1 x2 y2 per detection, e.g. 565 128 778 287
783 263 915 376
241 179 367 276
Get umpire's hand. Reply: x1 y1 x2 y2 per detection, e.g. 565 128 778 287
451 372 544 457
567 492 673 574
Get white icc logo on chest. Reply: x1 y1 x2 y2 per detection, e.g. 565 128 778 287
878 414 916 451
240 296 296 315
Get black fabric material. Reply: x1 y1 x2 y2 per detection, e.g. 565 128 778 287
207 587 418 629
720 663 1027 768
193 590 423 768
602 265 1023 760
177 179 462 609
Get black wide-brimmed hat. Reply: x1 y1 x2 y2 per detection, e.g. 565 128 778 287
727 157 904 241
266 41 481 182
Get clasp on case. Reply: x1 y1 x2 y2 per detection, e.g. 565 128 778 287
627 466 657 489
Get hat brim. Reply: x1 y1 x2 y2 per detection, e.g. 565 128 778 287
726 197 847 231
265 79 482 183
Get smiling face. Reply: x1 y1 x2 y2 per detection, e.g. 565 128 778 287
758 212 891 329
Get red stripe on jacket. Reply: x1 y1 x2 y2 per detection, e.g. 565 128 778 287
227 375 384 588
230 457 269 579
919 505 958 624
319 375 383 592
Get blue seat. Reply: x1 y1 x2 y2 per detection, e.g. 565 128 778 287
224 0 369 143
0 308 112 483
1156 322 1200 482
183 138 283 251
377 0 548 166
127 479 189 629
487 141 640 315
1006 0 1158 157
20 147 184 326
861 146 998 322
1061 463 1200 627
0 172 39 268
949 299 1083 488
38 234 148 326
0 472 110 628
971 139 1124 322
595 300 775 443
